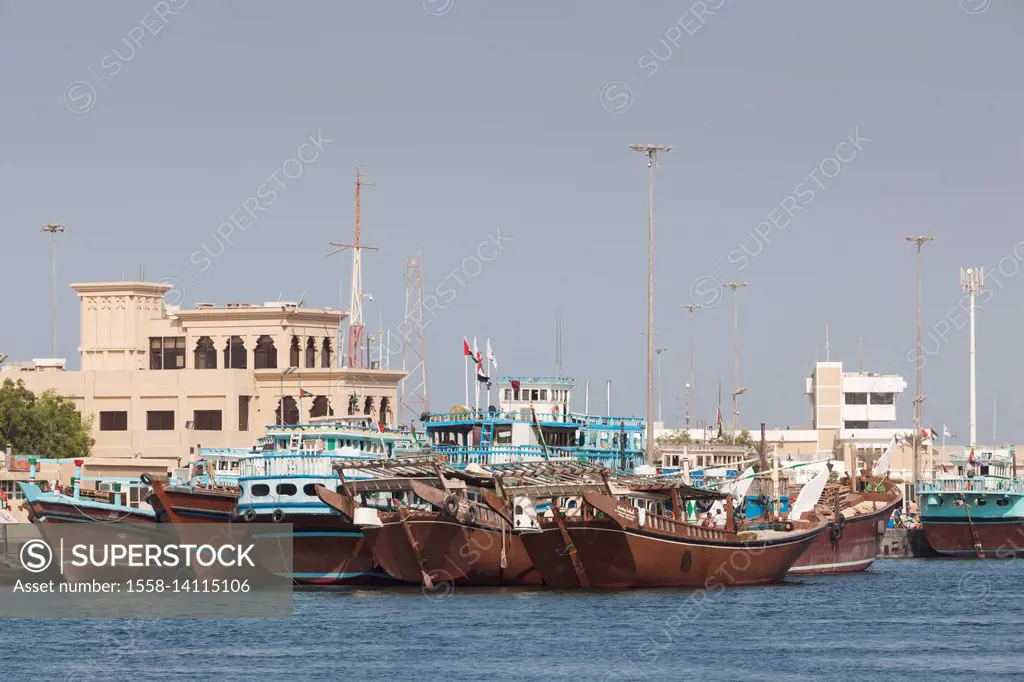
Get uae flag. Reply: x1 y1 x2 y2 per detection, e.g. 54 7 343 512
510 379 521 392
476 351 489 383
376 421 386 433
463 338 472 357
716 407 722 426
298 389 313 398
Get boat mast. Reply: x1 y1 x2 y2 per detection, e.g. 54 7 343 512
328 166 378 368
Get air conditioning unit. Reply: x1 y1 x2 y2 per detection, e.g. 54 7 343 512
195 302 215 309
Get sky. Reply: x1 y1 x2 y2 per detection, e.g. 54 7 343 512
1 1 1022 440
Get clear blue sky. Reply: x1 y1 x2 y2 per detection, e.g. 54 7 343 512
1 1 1021 440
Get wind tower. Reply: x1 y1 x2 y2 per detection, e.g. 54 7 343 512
401 251 429 424
329 166 378 368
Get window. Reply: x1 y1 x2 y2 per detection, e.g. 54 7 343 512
870 392 894 405
224 336 247 369
321 338 332 368
238 396 250 431
539 390 548 400
290 336 301 368
310 395 333 418
305 338 316 368
146 410 175 430
844 392 867 405
276 396 299 425
99 411 128 431
254 335 278 370
303 483 318 496
276 483 297 496
504 389 512 400
844 421 869 429
193 410 223 431
251 484 270 497
194 336 217 369
149 337 185 370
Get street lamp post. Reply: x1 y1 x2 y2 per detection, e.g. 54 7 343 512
905 235 934 494
41 224 67 357
629 143 672 464
680 304 702 428
725 282 748 436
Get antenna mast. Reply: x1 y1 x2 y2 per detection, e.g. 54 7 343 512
555 311 563 376
328 166 378 368
401 251 429 424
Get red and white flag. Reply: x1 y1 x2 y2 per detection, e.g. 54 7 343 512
463 338 472 357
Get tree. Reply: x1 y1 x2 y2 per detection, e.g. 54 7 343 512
0 379 94 458
657 430 692 446
735 429 754 446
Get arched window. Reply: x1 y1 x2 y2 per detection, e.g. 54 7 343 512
348 393 359 416
321 338 333 368
310 395 333 418
254 335 278 369
194 336 217 369
289 336 301 368
275 396 299 425
224 336 247 369
379 397 391 426
363 396 375 416
305 338 316 368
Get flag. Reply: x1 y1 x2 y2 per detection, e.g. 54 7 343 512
298 389 313 398
463 338 472 357
486 338 497 371
476 356 489 383
716 407 722 426
510 379 521 392
943 425 953 439
376 421 385 433
930 427 938 440
472 337 479 363
969 447 976 464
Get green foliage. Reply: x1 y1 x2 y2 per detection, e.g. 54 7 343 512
735 429 754 446
0 379 94 458
658 431 692 445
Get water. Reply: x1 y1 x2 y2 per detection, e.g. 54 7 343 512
5 560 1023 681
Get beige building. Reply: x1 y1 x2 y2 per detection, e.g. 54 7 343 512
3 281 404 463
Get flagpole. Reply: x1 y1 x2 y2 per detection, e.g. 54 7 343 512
464 354 469 407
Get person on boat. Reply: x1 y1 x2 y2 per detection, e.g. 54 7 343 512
701 512 714 528
712 507 727 529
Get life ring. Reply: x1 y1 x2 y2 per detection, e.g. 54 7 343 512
243 507 257 522
443 495 460 516
271 508 285 523
140 473 153 485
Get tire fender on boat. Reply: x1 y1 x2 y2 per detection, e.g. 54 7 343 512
444 494 460 517
830 514 846 545
271 508 285 523
140 473 153 485
243 507 257 522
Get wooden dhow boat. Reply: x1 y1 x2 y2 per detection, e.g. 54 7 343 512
315 457 543 587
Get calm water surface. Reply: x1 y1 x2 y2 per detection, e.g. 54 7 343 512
6 560 1023 681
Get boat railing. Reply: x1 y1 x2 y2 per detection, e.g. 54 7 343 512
917 478 1024 494
641 511 728 542
240 454 339 480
